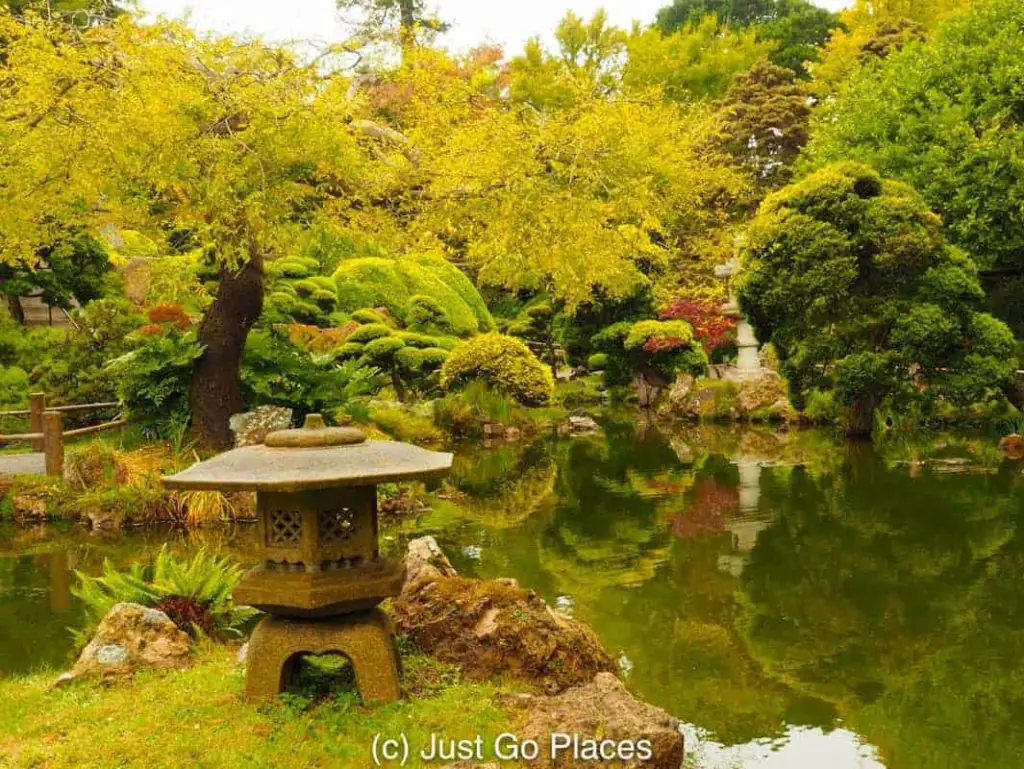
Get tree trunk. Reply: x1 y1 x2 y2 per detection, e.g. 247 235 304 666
189 256 264 449
546 336 558 379
391 370 407 403
846 395 877 439
399 0 416 52
7 296 25 325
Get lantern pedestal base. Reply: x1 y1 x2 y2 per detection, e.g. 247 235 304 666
245 609 402 706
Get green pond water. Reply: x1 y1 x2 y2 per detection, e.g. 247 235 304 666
3 416 1024 768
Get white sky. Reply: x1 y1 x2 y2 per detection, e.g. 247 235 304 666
139 0 851 55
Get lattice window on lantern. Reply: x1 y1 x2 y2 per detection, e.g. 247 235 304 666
268 509 302 547
320 509 356 546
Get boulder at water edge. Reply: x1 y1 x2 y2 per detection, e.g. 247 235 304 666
502 672 685 768
393 573 617 694
68 603 191 681
404 535 459 588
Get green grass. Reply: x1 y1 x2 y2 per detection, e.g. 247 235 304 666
0 645 518 768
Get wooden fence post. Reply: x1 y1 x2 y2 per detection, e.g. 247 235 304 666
29 392 46 451
43 410 64 478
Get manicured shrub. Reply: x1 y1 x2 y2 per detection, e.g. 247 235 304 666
440 334 555 406
334 255 494 336
586 353 608 370
347 323 393 344
739 162 1016 435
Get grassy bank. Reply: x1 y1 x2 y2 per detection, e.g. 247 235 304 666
0 645 517 769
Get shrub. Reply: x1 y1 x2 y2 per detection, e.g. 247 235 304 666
72 545 258 643
370 405 444 445
108 326 202 434
440 334 554 406
739 162 1016 436
660 299 736 352
347 323 393 344
0 365 29 408
29 298 145 407
242 330 376 420
593 319 708 389
334 255 494 336
351 308 391 326
586 353 608 370
433 382 526 438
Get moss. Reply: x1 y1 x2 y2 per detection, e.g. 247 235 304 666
0 646 516 769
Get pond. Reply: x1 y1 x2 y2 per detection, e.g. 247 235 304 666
3 416 1023 769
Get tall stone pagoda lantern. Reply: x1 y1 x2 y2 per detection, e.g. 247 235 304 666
715 257 762 378
163 415 452 704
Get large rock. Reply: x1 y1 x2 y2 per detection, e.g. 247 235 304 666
999 434 1024 460
392 576 617 694
735 371 789 415
404 536 459 589
667 373 695 408
229 406 293 448
69 603 191 681
502 672 685 768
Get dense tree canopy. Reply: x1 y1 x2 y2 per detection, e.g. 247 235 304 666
738 163 1016 436
715 58 811 194
804 0 1024 334
656 0 842 76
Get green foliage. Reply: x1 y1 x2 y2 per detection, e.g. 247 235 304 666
440 333 555 406
655 0 843 77
716 58 811 193
0 364 28 407
72 545 257 643
0 230 110 317
593 319 707 388
432 381 542 438
802 0 1024 333
334 256 494 337
739 162 1016 434
241 330 376 420
505 297 560 374
370 404 443 445
587 353 608 370
264 256 339 326
625 16 774 100
351 308 390 326
347 323 393 344
109 325 202 434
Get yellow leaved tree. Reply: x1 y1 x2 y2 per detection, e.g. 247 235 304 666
0 12 370 446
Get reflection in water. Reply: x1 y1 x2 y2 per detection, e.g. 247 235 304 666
3 421 1023 769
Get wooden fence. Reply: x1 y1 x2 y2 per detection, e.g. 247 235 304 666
0 393 128 477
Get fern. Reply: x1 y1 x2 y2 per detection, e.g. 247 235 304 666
72 545 258 645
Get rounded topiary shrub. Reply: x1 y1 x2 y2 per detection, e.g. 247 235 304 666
440 334 555 406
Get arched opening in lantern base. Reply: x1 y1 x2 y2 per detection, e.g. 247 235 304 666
282 652 359 702
244 610 402 706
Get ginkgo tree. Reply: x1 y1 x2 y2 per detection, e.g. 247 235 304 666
0 13 371 446
357 40 748 313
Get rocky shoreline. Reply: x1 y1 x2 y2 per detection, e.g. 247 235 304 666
58 535 686 768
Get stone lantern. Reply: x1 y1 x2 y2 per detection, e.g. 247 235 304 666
163 414 452 705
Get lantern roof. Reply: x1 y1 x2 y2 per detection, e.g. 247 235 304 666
163 414 453 492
